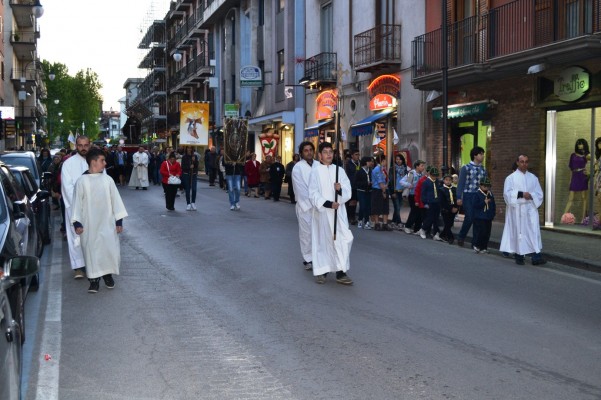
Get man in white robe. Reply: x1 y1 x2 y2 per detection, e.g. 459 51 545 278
128 147 150 189
500 154 546 265
61 136 91 279
72 148 128 293
308 142 354 285
292 141 316 270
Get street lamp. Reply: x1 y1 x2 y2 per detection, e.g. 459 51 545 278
33 0 44 18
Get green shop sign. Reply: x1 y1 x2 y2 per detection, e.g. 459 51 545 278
432 100 491 121
554 66 589 102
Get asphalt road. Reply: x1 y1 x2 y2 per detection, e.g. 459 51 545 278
22 182 601 399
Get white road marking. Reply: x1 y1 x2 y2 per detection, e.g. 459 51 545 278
34 235 62 400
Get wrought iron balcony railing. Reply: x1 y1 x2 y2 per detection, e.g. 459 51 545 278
354 24 402 71
303 52 337 84
412 0 601 79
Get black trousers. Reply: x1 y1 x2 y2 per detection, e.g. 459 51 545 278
163 183 178 210
441 211 457 241
208 167 216 185
422 203 441 235
405 195 423 232
473 218 492 249
272 181 283 200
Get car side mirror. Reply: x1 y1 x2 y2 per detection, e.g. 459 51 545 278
38 190 50 200
4 255 39 279
12 201 27 220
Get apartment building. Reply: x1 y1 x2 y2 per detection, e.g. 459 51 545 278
2 1 47 151
413 0 601 232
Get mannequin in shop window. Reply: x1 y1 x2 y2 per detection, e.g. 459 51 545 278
563 138 590 221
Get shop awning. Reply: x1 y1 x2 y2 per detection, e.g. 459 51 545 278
304 119 334 138
432 100 493 121
350 109 394 137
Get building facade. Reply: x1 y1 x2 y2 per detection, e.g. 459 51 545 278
3 1 47 151
413 0 601 233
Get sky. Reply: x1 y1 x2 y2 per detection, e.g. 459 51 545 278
37 0 171 112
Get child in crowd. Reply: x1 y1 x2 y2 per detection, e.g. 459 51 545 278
472 177 496 253
440 173 458 244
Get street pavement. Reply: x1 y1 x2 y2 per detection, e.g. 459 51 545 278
21 178 601 399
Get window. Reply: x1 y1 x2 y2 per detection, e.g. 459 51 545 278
278 0 285 13
277 50 285 83
320 2 333 52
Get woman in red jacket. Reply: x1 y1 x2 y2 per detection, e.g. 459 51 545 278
160 152 182 211
244 153 261 198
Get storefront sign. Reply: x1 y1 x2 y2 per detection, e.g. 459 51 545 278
240 65 262 87
432 100 491 121
224 103 240 117
554 66 589 102
369 94 397 111
315 90 338 120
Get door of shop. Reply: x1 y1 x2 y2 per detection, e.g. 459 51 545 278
450 120 491 174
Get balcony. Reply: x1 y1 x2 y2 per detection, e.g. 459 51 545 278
302 52 337 86
11 31 38 60
354 24 402 73
138 47 166 70
10 0 38 28
412 0 601 90
170 48 214 90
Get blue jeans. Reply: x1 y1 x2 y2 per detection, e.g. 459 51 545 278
458 192 475 240
391 193 403 224
182 173 197 204
226 175 241 206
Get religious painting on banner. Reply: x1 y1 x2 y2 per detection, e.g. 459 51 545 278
180 102 209 145
223 118 248 164
259 130 279 158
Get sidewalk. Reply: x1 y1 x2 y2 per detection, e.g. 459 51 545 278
200 174 601 273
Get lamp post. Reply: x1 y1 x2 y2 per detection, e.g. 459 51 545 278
441 0 449 174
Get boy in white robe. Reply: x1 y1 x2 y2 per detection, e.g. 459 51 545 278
500 154 546 265
128 147 150 189
308 142 354 285
72 148 128 293
291 141 316 270
61 136 91 279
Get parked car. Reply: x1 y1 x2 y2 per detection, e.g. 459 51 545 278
10 166 52 245
0 151 47 190
0 256 40 400
0 162 42 261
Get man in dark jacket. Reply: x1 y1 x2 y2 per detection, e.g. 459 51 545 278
269 156 286 201
355 156 373 229
345 150 360 225
206 146 217 186
419 167 443 241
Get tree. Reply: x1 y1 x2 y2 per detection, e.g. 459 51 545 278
41 61 104 146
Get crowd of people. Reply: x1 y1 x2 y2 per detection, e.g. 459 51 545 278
38 138 545 290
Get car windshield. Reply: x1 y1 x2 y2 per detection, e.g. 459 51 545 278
0 156 39 181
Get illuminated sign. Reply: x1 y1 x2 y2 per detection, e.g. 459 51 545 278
314 90 338 120
554 66 589 102
369 94 397 111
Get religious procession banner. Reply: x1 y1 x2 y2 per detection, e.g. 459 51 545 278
180 102 209 145
259 130 279 158
223 117 248 164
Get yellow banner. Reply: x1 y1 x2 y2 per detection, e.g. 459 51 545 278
180 102 209 145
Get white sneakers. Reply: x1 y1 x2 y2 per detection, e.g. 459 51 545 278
191 203 197 211
186 204 192 211
433 233 443 241
230 205 235 210
363 222 372 230
418 229 427 239
357 221 363 229
404 227 413 234
235 203 241 210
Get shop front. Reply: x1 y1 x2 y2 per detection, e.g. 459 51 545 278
303 90 337 150
542 66 601 232
249 111 296 164
349 74 400 158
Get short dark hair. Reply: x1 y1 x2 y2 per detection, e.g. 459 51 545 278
470 146 485 161
168 152 177 159
360 156 373 166
413 159 425 169
86 148 105 165
318 141 333 153
298 141 315 154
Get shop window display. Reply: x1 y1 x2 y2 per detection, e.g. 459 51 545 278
554 108 601 230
